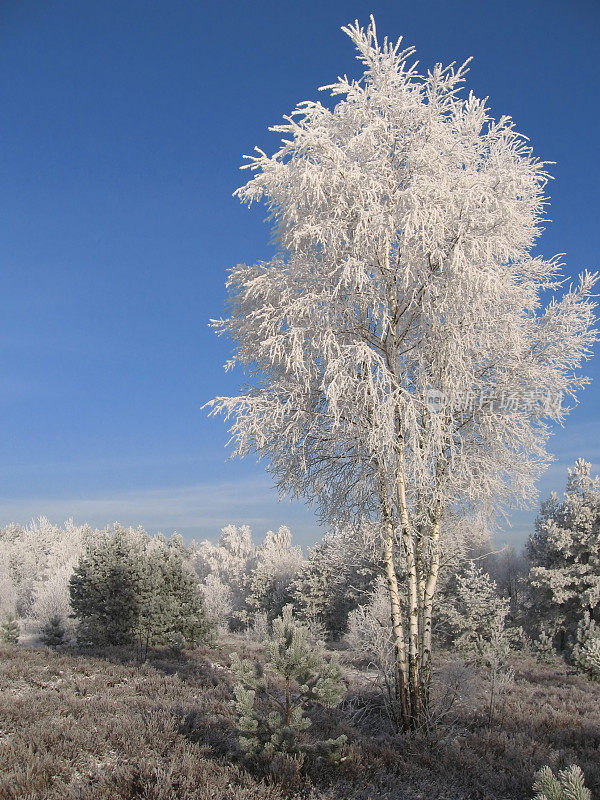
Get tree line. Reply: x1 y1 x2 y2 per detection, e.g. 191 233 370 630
1 458 599 688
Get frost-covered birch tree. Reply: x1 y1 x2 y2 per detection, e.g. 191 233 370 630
207 17 598 730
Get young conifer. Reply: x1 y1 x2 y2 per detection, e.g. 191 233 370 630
230 604 346 762
0 615 19 645
533 765 591 800
40 614 68 648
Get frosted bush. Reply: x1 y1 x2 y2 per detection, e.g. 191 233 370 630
346 577 415 727
572 613 600 681
244 611 270 642
199 573 233 631
347 578 395 681
579 638 600 681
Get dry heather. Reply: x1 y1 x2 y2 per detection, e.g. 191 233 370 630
0 643 598 800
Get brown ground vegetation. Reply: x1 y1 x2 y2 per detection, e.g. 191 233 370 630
0 641 598 800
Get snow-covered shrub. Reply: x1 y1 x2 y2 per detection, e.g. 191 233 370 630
439 561 516 724
475 613 515 725
346 577 397 716
572 612 600 681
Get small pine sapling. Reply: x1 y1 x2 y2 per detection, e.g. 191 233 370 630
40 614 68 647
532 628 558 665
230 604 346 763
533 765 591 800
0 615 19 645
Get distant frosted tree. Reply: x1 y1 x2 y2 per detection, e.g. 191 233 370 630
527 460 600 647
207 16 597 728
248 525 305 621
218 523 255 561
292 539 341 633
531 628 557 665
193 524 256 628
133 538 210 658
31 565 80 640
199 573 234 631
483 545 529 620
0 562 15 622
441 562 511 653
160 541 213 649
70 525 143 646
292 525 381 637
1 520 49 616
40 615 68 648
0 518 91 635
194 524 304 629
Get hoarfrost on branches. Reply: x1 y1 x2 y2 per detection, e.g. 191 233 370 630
527 459 600 644
207 16 598 728
192 524 305 629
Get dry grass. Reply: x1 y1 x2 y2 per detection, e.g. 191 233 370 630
0 642 598 800
0 643 289 800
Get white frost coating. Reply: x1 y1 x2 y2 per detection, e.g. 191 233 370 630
206 17 598 727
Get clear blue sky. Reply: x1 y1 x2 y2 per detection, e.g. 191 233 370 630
0 0 598 548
